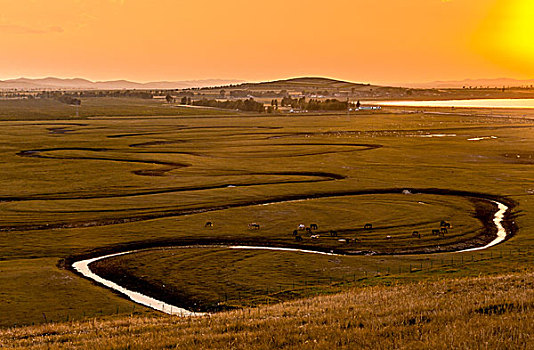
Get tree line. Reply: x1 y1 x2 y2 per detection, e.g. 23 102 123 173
191 98 266 113
280 97 356 111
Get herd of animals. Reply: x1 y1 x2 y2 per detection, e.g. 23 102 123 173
204 220 453 244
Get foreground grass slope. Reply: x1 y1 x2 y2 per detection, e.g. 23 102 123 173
1 271 532 349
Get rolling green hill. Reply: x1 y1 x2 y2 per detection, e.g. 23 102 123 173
194 76 534 101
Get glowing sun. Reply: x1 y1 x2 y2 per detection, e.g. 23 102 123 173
475 0 534 76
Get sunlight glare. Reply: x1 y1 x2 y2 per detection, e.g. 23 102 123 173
475 0 534 76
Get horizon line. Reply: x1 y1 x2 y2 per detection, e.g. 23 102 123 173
1 75 534 88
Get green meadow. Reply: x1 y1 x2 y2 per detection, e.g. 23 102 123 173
0 97 533 327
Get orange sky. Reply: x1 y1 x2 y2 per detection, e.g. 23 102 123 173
0 0 532 84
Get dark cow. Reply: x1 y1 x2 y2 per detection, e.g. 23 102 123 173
305 227 312 233
440 221 451 228
432 229 440 235
330 230 338 237
248 223 260 230
292 230 299 236
364 223 373 230
205 221 213 228
295 235 303 242
412 231 421 239
310 224 318 230
441 227 448 234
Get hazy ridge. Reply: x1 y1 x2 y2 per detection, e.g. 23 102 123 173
0 77 245 90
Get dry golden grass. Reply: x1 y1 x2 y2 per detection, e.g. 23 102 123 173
1 271 532 349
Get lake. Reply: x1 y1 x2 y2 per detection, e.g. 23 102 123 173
370 98 534 109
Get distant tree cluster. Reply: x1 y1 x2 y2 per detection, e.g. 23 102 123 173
227 89 289 98
229 90 251 98
280 97 354 111
36 90 154 99
56 95 81 105
165 94 174 103
180 96 193 105
192 98 265 113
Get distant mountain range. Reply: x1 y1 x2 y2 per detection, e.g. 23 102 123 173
3 76 534 91
404 78 534 89
0 77 245 90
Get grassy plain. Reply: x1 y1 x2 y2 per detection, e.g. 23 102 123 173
0 97 231 121
0 97 533 330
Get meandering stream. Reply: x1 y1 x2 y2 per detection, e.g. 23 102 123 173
73 198 510 316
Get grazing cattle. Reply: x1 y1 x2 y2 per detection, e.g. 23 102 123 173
441 227 448 234
338 238 348 244
204 221 213 228
364 223 373 230
298 224 306 230
248 223 260 230
295 235 303 242
412 231 421 239
292 230 299 236
440 221 451 228
305 227 312 233
386 235 392 240
310 224 318 230
432 229 441 235
330 230 338 237
311 234 320 240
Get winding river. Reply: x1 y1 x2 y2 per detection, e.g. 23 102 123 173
456 201 508 253
73 198 510 316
